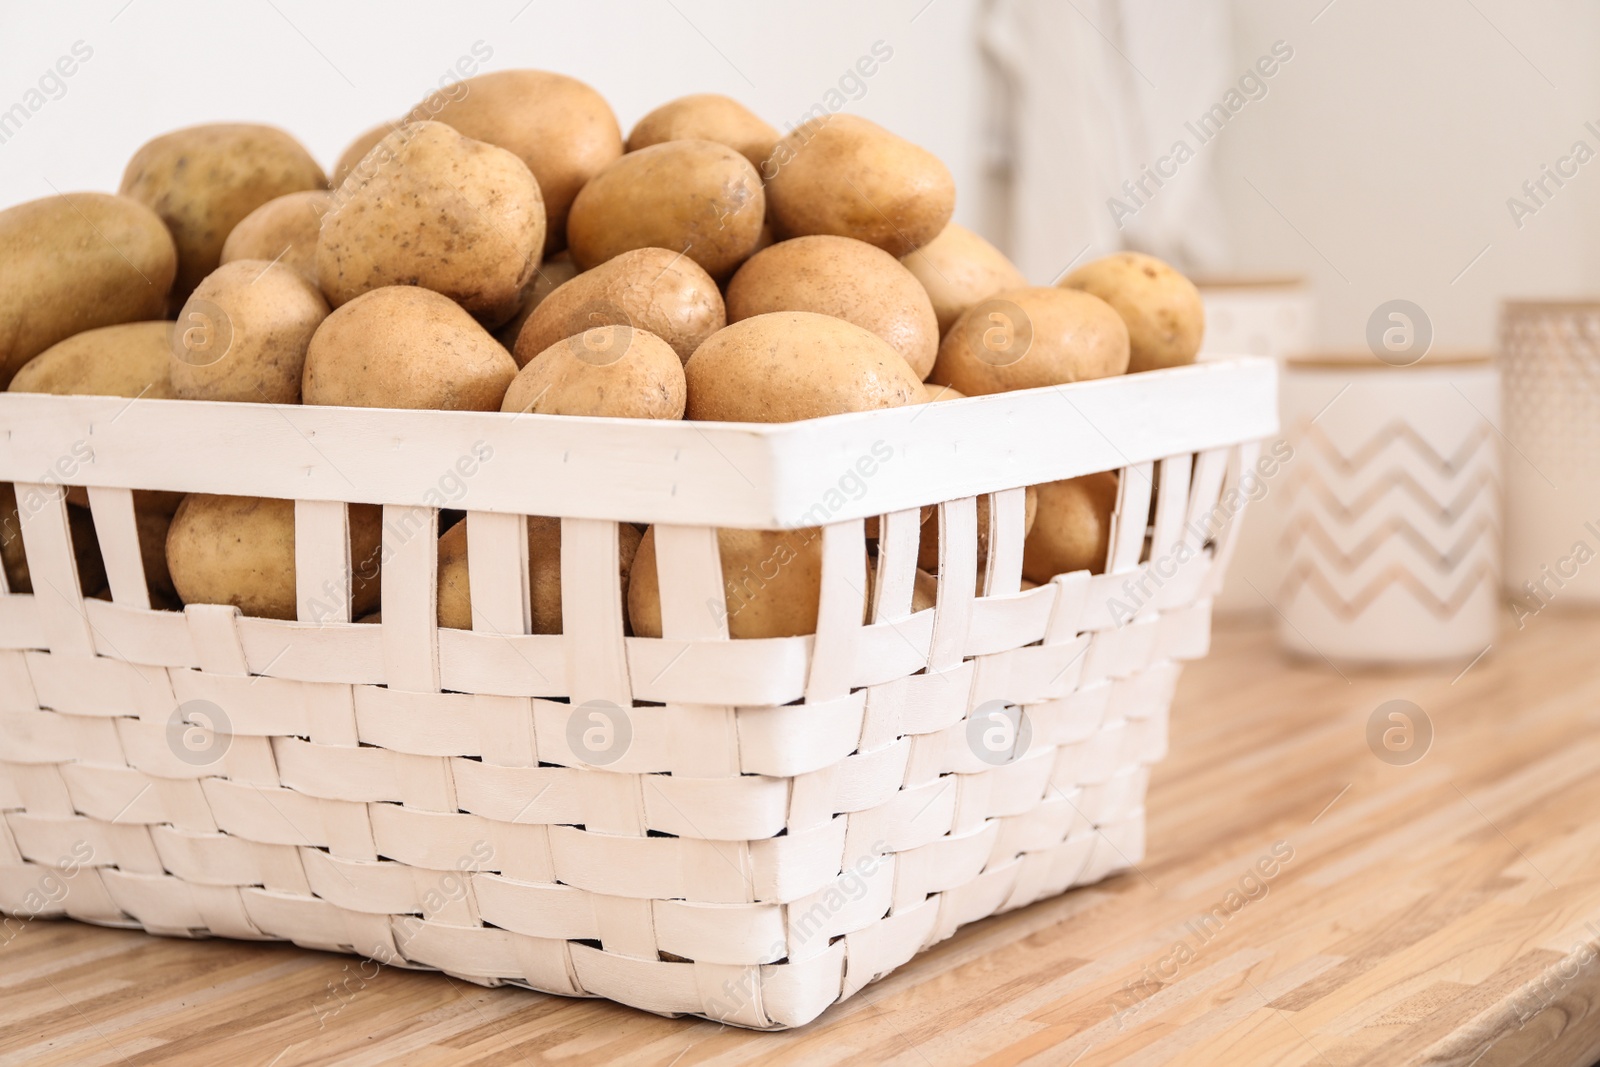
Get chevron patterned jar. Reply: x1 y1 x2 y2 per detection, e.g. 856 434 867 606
1276 354 1500 665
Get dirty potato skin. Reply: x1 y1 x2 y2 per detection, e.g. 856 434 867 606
413 70 622 255
1021 473 1120 582
566 140 764 281
513 247 724 366
220 191 332 281
302 286 517 411
317 122 545 327
901 223 1028 337
928 287 1130 396
170 260 330 404
726 235 940 379
119 124 326 304
0 192 176 388
438 516 642 634
166 494 383 621
1060 252 1205 373
764 114 954 256
502 326 686 419
626 94 778 172
685 312 923 422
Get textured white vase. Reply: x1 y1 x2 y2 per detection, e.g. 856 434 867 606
1196 278 1314 616
1276 356 1500 665
1500 301 1600 612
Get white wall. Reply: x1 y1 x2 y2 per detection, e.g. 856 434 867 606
0 0 989 227
1220 0 1600 351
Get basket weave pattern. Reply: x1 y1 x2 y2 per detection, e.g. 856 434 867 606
0 364 1270 1029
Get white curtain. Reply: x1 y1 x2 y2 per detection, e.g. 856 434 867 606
979 0 1234 282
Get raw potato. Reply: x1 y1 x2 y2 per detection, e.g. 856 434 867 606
437 516 642 634
0 193 176 388
928 287 1129 396
220 191 332 281
302 286 516 411
765 115 954 256
630 525 864 639
915 488 1039 579
9 321 182 516
317 122 545 326
0 484 108 598
166 494 382 620
901 223 1027 336
9 321 174 400
414 70 622 253
1022 473 1119 583
567 140 764 281
495 252 580 350
332 121 400 188
119 124 326 304
626 94 778 172
685 312 923 422
922 382 966 402
1060 252 1205 373
170 260 330 404
502 327 685 419
514 247 724 366
726 235 940 379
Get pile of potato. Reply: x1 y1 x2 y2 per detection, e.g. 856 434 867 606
0 72 1205 637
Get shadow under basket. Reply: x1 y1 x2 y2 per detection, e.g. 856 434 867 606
0 358 1276 1030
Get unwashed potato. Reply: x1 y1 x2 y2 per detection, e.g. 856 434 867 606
317 122 545 327
566 140 764 281
495 252 580 350
0 483 107 598
166 494 382 620
9 321 182 515
630 525 867 639
413 70 622 254
928 287 1129 396
626 94 778 172
726 235 940 379
684 312 922 422
765 115 954 256
502 327 685 419
1022 473 1119 583
9 320 174 400
332 121 401 188
437 516 642 634
170 259 329 404
0 193 176 388
1060 252 1205 373
514 246 724 366
901 223 1028 336
302 286 516 411
220 190 332 281
119 124 326 305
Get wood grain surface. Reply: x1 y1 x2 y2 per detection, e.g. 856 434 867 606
4 614 1599 1066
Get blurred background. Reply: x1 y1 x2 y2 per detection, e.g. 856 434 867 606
4 0 1598 351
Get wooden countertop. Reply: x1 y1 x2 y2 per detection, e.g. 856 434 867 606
5 614 1600 1066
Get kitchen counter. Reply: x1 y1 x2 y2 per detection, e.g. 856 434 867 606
5 613 1600 1066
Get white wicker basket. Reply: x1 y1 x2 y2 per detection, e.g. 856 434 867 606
0 357 1274 1030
